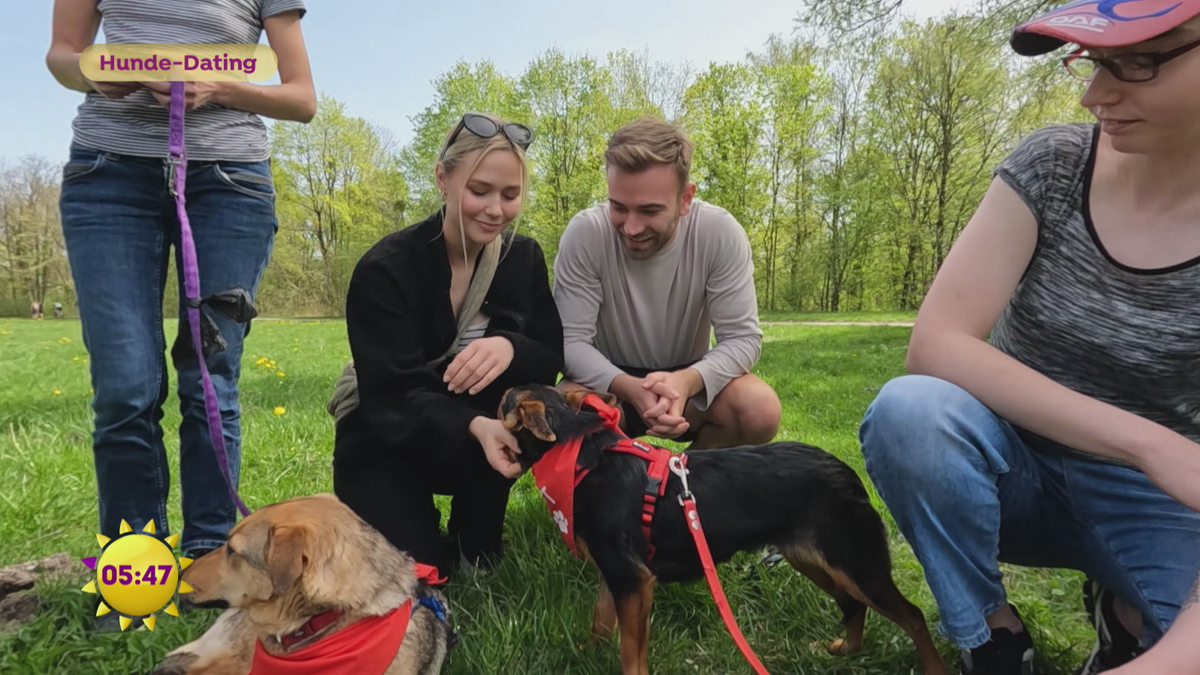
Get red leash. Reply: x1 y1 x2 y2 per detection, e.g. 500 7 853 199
668 456 771 675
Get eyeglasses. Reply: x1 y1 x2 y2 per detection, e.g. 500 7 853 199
1062 36 1200 83
439 113 534 159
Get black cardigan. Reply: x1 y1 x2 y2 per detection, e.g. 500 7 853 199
333 211 564 468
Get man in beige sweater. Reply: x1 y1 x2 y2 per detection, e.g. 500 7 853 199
552 117 781 449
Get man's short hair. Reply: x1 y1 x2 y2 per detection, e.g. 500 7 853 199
603 116 693 191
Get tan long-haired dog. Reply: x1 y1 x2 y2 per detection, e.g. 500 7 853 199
152 494 452 675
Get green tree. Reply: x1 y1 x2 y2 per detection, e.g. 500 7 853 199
0 157 70 315
797 0 1059 36
813 52 881 312
517 49 614 263
865 15 1013 308
750 35 829 311
605 48 692 125
268 95 407 315
683 62 769 236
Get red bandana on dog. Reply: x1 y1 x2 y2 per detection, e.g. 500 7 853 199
531 394 623 557
250 601 411 675
249 564 446 675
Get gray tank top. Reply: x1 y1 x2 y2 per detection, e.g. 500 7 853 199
989 123 1200 463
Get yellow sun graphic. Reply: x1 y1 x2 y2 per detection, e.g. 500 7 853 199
80 519 194 631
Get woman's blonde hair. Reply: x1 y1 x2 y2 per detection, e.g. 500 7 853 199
435 113 532 265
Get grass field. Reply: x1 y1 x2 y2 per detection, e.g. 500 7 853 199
0 317 1094 674
758 310 917 324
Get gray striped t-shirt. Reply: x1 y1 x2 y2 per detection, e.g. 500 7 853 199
455 317 491 353
990 122 1200 463
71 0 307 163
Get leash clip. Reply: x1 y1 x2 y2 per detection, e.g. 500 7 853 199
668 455 692 505
166 156 182 197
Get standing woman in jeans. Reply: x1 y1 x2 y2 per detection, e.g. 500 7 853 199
44 0 315 612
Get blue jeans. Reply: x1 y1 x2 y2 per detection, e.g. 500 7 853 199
59 144 277 556
859 374 1200 651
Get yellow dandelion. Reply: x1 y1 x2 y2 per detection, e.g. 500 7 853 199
52 389 62 396
0 329 11 335
255 357 268 366
58 337 72 344
276 371 285 378
273 406 286 416
72 356 81 362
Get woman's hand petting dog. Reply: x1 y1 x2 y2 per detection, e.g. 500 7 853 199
470 416 524 478
445 336 514 395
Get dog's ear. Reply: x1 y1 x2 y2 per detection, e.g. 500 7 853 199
563 389 620 412
520 400 556 442
503 398 556 442
265 524 308 596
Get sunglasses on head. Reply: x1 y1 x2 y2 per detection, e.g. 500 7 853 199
439 113 534 159
1062 36 1200 83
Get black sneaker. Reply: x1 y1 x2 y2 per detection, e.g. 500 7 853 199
960 604 1035 675
1076 580 1144 674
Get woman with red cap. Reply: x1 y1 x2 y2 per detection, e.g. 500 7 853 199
857 0 1200 673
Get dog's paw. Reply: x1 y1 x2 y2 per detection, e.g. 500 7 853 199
150 652 199 675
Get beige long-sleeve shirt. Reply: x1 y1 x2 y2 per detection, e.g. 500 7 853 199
552 198 762 411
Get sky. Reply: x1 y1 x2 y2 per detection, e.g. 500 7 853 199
1 0 974 165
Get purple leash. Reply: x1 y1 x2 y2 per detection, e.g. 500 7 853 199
168 81 251 518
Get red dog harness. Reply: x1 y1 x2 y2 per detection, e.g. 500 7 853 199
531 394 772 675
531 394 681 560
249 564 447 675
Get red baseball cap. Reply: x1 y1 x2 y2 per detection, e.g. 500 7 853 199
1011 0 1200 55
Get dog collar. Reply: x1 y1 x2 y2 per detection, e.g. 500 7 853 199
276 608 346 649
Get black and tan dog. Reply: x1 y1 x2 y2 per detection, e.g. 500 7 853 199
499 384 948 675
152 494 452 675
